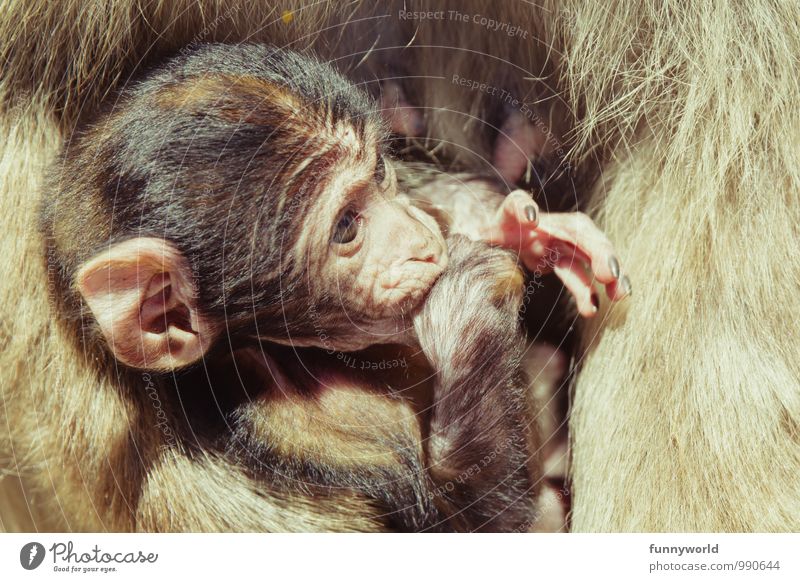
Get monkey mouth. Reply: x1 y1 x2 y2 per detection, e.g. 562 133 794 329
380 261 444 290
380 265 442 290
379 247 447 289
373 264 444 318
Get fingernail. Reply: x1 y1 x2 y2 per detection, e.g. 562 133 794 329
608 255 620 279
621 275 632 296
591 293 600 312
525 205 538 223
608 256 620 279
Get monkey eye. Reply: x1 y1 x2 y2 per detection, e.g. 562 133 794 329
331 209 362 244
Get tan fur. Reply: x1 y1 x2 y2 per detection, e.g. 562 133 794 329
2 0 798 532
377 0 800 532
231 345 432 473
1 105 82 531
0 1 386 532
137 451 384 532
243 379 420 470
490 261 525 305
0 1 335 123
156 74 309 125
551 1 800 532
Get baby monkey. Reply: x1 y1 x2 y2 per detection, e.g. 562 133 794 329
42 44 626 531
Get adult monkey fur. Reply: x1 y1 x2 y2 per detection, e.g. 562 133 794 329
0 1 798 532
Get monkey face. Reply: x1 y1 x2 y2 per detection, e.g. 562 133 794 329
298 152 448 351
56 44 452 366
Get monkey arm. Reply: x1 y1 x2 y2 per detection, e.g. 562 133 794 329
222 239 537 532
412 235 536 531
399 165 631 316
395 163 505 240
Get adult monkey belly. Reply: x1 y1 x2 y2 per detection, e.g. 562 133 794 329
1 1 798 532
561 2 800 531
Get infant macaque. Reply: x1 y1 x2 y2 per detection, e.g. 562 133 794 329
41 44 627 531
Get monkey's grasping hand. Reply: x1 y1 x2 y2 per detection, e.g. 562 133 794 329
480 190 632 317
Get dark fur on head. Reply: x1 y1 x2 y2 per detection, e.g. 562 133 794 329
42 44 385 347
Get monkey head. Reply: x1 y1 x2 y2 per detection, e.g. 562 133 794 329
43 44 447 372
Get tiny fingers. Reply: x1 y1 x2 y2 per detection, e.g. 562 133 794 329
504 189 539 228
536 213 616 282
553 256 598 317
538 212 632 299
481 201 633 308
483 189 539 248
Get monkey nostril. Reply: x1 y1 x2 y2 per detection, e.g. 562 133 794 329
413 253 437 264
409 238 442 264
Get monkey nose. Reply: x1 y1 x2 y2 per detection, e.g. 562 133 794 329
408 246 443 267
410 251 438 264
408 236 444 265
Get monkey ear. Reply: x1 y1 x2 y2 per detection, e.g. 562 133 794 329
75 237 217 371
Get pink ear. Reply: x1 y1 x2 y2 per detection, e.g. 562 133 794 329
75 237 217 371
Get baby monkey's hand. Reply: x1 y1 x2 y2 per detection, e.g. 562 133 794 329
480 190 632 317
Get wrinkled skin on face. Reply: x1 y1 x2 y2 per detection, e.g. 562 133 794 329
300 153 448 352
331 195 445 317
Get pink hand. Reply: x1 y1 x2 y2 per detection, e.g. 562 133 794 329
481 190 631 317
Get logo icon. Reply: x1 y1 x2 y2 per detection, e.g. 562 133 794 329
20 542 46 570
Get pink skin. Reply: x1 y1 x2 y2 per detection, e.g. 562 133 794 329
379 83 629 316
480 190 630 317
381 83 549 185
379 80 424 137
492 110 552 186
